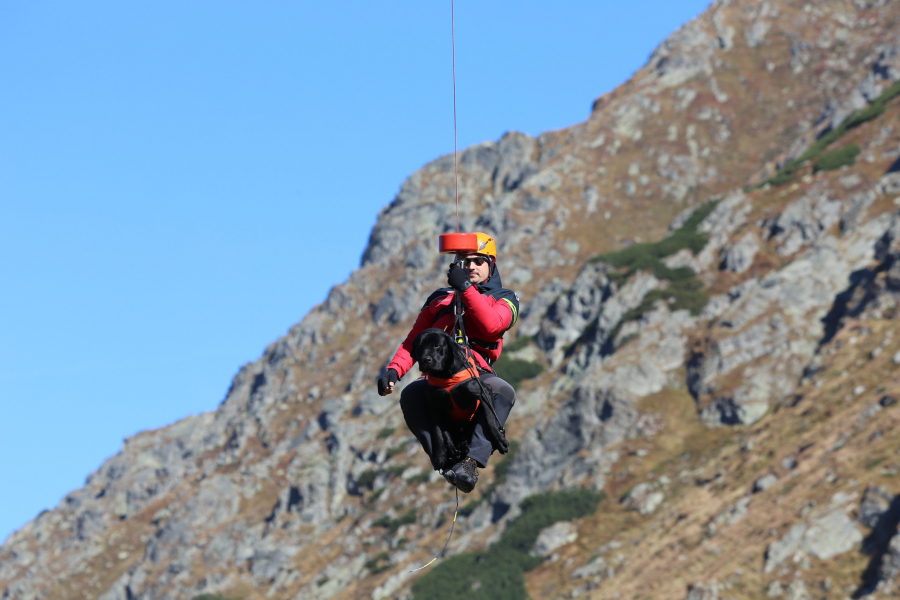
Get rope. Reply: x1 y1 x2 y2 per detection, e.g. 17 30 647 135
451 0 459 233
406 3 469 575
408 487 460 573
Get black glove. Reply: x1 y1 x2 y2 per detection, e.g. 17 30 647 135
377 369 399 396
447 262 472 292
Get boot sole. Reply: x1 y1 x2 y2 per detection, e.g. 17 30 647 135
443 472 476 494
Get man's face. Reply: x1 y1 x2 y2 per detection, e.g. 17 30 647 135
460 254 491 285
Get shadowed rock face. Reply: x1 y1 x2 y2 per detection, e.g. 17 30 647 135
8 1 900 599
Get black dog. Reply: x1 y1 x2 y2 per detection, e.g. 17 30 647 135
411 328 509 471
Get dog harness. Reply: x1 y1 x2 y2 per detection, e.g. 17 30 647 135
425 356 482 421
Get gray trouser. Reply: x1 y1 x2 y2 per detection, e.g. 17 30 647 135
399 373 515 468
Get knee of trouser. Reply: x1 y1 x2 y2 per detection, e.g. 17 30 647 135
490 379 516 407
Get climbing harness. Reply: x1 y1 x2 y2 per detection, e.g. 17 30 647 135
424 354 482 421
449 289 505 434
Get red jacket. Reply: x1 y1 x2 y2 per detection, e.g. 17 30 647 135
388 283 518 379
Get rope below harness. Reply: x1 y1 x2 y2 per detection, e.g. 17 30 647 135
408 487 459 573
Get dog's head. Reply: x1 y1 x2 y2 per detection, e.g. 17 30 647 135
412 328 468 378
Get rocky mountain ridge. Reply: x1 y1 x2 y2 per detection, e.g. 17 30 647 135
5 0 900 598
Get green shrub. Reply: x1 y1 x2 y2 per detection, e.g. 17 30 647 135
814 144 860 171
357 469 377 490
592 200 717 275
632 279 709 318
372 515 391 528
377 427 396 439
847 101 886 128
866 457 885 471
492 355 543 389
609 279 708 344
598 241 660 268
762 79 900 187
373 509 417 534
408 471 431 484
651 263 696 282
607 270 630 285
766 169 797 186
366 551 392 574
493 439 520 481
386 439 411 458
654 229 709 257
393 509 418 530
584 202 714 345
412 489 605 600
358 462 416 493
494 490 604 563
616 333 638 349
193 595 230 600
798 126 846 164
679 200 719 231
882 79 900 103
384 464 409 477
457 500 480 518
503 335 533 353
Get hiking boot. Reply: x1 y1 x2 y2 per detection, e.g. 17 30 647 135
443 457 479 493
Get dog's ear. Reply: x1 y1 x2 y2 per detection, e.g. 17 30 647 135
412 331 425 363
433 334 449 371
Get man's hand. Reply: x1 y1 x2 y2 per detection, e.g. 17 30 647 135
377 369 399 396
447 263 472 292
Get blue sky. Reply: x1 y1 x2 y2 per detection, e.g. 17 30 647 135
0 0 712 543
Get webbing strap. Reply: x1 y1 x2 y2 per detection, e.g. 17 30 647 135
453 291 505 435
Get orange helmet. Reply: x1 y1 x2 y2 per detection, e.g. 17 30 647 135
472 232 497 260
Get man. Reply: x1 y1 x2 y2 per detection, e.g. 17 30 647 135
376 232 519 493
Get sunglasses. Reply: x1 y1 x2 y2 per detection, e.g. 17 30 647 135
458 256 489 267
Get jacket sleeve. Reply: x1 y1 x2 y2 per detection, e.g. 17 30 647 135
460 286 513 337
386 304 436 379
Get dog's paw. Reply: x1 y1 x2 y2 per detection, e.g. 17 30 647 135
487 425 509 454
431 448 447 471
431 434 449 471
442 429 458 454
